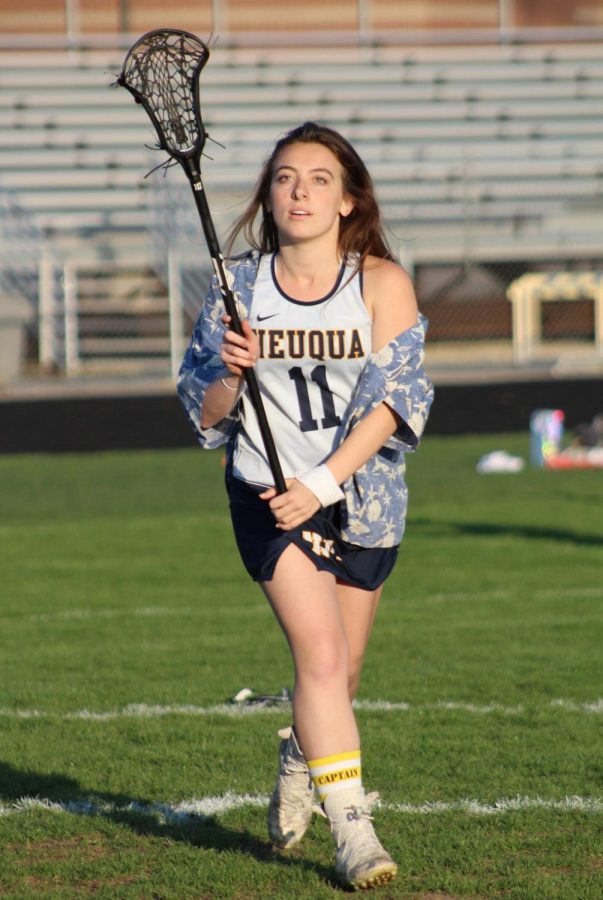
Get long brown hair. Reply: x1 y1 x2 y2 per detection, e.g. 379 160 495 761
227 122 394 266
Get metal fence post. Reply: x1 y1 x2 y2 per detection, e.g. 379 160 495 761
357 0 370 38
212 0 224 35
65 0 81 43
63 261 80 374
39 246 58 369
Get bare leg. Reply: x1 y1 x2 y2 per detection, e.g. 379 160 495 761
260 543 359 760
335 580 383 699
263 545 393 880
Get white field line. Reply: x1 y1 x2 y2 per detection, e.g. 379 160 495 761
29 606 194 622
415 586 602 604
0 604 268 624
550 698 603 713
384 796 603 815
1 698 601 721
0 792 601 822
2 585 600 625
354 700 525 715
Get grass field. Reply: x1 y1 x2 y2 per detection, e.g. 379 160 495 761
0 433 601 898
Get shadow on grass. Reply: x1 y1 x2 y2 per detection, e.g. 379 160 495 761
0 762 336 886
410 517 603 547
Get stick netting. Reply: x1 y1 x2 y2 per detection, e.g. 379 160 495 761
119 30 209 159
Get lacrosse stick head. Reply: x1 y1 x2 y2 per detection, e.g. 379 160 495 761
118 29 210 162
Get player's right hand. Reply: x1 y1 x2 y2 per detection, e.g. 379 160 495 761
259 479 321 530
220 315 260 377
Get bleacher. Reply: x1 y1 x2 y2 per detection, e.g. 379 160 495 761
1 37 603 371
1 40 602 256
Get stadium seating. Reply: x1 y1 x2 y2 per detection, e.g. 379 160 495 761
1 38 602 368
1 41 602 253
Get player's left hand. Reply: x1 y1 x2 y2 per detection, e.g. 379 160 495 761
260 479 321 530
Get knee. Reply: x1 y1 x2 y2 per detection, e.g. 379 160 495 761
296 632 348 686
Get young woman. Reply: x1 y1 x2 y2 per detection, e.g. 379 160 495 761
178 122 433 890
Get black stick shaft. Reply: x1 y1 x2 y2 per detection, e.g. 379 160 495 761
182 158 287 494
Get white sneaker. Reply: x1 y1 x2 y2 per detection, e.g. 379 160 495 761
268 726 316 849
324 788 398 890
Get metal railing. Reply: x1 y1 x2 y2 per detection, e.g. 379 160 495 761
37 253 174 373
28 234 603 385
2 1 603 48
0 190 40 305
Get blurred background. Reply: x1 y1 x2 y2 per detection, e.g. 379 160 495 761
0 0 602 450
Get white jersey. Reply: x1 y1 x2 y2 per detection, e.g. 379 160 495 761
232 253 372 487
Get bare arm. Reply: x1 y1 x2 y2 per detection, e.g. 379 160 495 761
364 258 418 354
200 316 259 428
327 259 418 484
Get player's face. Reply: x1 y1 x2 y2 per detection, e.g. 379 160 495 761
268 142 354 247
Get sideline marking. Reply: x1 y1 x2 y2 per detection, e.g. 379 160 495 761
414 586 602 604
1 793 601 821
0 604 268 624
2 585 600 625
354 700 525 715
384 795 603 815
550 698 603 713
0 698 601 720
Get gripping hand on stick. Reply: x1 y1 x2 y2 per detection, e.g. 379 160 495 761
220 315 260 378
259 481 321 530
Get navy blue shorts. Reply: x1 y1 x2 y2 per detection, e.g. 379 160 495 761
226 474 398 591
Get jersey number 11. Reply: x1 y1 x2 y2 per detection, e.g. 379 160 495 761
288 365 342 432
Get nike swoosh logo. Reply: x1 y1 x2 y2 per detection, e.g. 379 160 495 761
256 313 279 322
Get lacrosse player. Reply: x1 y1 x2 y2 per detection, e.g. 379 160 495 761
178 122 433 890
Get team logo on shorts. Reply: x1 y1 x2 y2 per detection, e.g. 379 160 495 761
302 530 342 562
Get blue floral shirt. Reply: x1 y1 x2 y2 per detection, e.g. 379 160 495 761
177 251 434 548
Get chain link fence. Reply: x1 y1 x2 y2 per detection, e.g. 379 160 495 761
149 154 603 378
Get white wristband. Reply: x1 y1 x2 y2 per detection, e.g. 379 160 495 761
296 464 344 508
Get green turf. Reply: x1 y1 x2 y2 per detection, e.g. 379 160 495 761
0 434 601 898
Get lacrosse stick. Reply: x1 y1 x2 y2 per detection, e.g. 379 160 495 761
117 29 286 493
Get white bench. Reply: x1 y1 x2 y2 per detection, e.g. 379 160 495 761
506 271 603 363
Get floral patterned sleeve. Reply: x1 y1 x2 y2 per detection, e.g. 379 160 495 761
176 251 260 450
338 316 433 548
176 276 238 450
345 315 434 453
